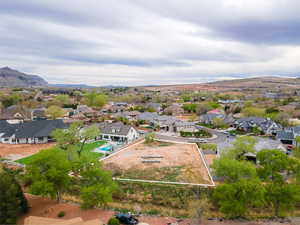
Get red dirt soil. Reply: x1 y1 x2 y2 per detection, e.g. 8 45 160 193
103 141 212 184
18 194 292 225
0 143 54 160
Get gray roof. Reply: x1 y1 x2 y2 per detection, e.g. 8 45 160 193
0 120 18 137
137 112 158 121
98 122 134 136
235 117 281 132
0 119 67 138
276 130 294 140
15 120 68 138
200 113 235 124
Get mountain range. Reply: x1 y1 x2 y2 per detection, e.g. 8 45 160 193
0 67 48 87
1 66 300 91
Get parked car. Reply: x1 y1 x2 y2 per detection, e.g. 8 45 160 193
115 213 139 225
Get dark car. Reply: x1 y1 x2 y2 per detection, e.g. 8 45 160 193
115 213 139 225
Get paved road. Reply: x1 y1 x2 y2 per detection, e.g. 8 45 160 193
155 128 238 157
155 126 233 145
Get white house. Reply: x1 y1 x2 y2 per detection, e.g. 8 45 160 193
97 122 139 144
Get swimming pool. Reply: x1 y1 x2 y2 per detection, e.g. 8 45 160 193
93 144 113 153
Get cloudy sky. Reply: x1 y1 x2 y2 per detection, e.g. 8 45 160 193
1 0 300 86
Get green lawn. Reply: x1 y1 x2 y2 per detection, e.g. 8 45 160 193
16 141 107 165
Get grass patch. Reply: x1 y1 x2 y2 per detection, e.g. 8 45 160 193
80 140 107 160
16 141 106 165
180 130 212 138
197 143 217 151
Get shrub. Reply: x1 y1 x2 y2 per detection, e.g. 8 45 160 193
108 217 120 225
180 130 211 138
145 133 155 144
57 211 65 217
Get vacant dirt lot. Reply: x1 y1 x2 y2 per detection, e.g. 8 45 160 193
103 141 213 184
0 143 54 160
18 194 293 225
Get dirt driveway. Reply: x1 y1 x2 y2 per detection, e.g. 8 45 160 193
0 143 54 160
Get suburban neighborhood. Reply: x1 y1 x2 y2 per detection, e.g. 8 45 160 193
1 79 300 225
1 1 300 225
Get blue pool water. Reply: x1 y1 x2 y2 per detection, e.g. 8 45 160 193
93 144 113 153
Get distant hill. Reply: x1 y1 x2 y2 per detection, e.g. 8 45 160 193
0 67 48 87
207 76 300 88
144 76 300 92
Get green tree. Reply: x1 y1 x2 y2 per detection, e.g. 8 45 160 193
52 122 99 158
77 124 100 158
212 117 227 129
207 101 220 109
25 149 71 202
257 149 300 216
196 102 212 115
54 94 71 106
145 132 155 144
256 149 289 182
46 105 65 119
73 90 82 103
213 179 265 218
84 91 107 108
1 93 22 107
242 107 265 117
222 136 257 160
211 158 257 183
265 183 300 217
0 167 28 224
80 166 117 209
183 104 197 113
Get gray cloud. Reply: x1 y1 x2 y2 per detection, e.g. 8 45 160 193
0 0 299 85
